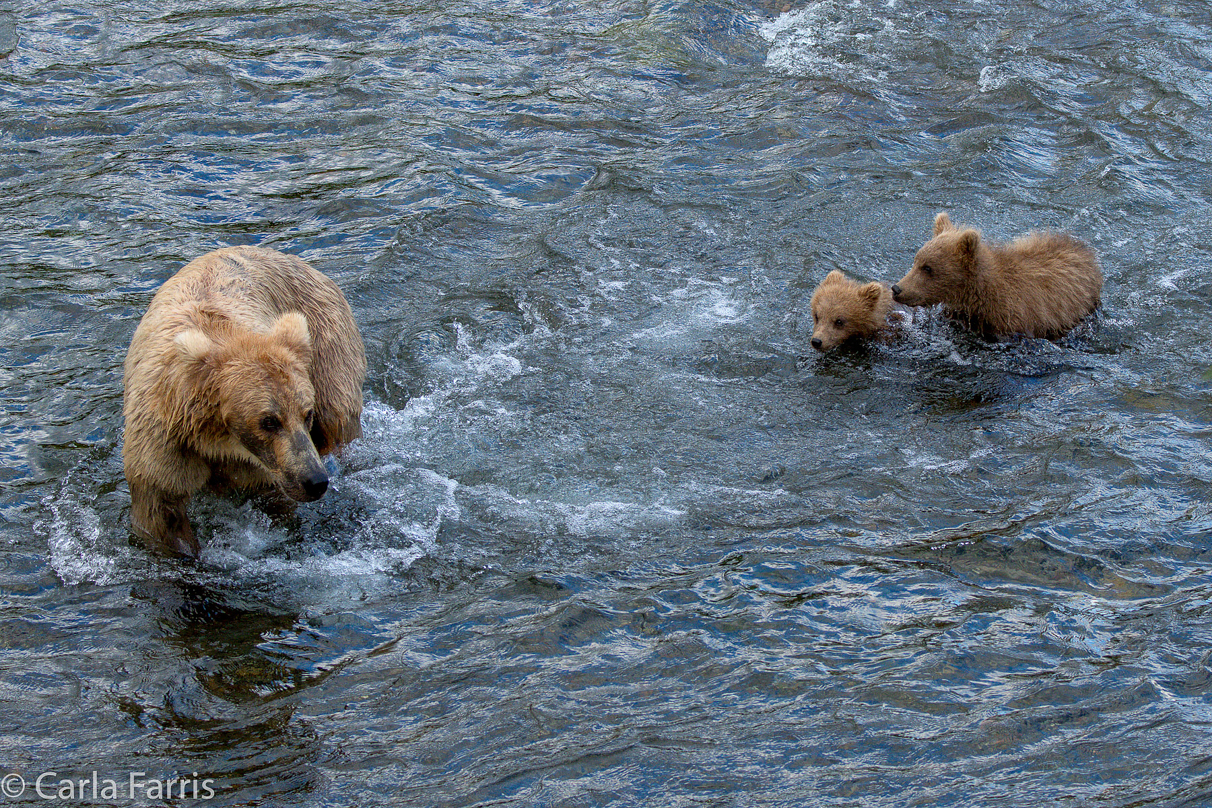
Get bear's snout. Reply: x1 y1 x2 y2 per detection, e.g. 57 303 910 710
891 284 903 300
276 428 330 502
810 337 824 350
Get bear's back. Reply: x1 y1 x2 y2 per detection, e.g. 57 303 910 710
990 232 1102 337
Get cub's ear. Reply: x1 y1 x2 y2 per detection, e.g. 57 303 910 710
957 229 981 272
271 312 312 360
174 329 216 366
858 282 884 308
934 212 954 236
822 269 847 285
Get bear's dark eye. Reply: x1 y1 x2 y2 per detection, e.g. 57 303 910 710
260 415 282 433
303 410 315 430
921 264 934 276
834 317 845 328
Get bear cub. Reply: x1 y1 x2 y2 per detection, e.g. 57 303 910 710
122 246 366 558
810 270 899 351
892 212 1102 339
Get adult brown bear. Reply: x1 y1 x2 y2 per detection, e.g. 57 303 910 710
122 246 366 557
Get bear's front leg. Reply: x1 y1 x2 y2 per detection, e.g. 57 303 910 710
129 481 200 558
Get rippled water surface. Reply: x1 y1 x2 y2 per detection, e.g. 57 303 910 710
3 0 1212 805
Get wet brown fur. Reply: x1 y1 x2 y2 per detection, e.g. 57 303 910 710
892 212 1102 339
810 270 896 351
123 247 366 557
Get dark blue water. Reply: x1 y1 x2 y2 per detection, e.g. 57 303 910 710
3 1 1212 805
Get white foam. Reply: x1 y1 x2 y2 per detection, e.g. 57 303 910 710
560 499 686 538
979 64 1009 92
631 282 749 345
758 6 820 43
1157 268 1188 290
208 540 428 606
185 461 458 607
459 483 686 542
760 2 897 85
39 424 454 602
39 453 163 588
905 453 971 474
44 485 134 587
426 322 526 386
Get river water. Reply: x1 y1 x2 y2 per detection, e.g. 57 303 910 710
3 1 1212 805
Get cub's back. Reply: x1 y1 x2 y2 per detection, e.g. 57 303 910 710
997 231 1102 337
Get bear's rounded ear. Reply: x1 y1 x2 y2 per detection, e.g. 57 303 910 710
271 312 312 359
824 269 846 283
858 282 884 308
174 329 215 365
934 212 954 235
957 229 980 270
